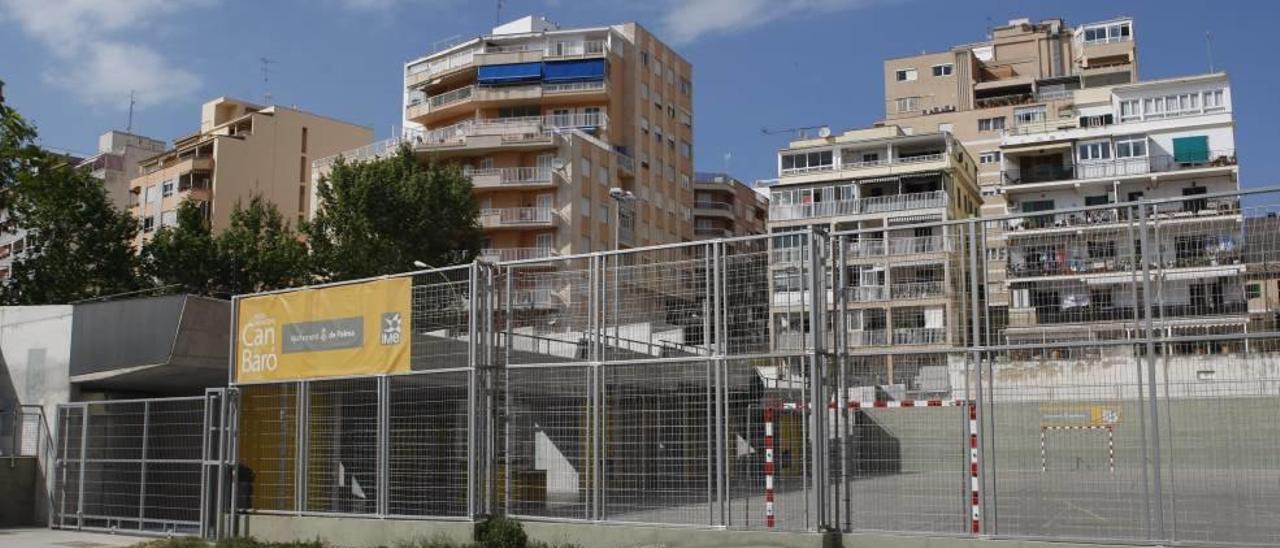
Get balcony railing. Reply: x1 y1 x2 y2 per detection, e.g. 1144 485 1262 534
466 166 553 186
847 286 888 302
1007 248 1241 279
846 235 948 257
480 207 557 227
1011 300 1245 328
1007 197 1241 233
769 190 947 221
781 152 946 177
694 227 733 238
892 327 947 345
694 201 733 211
543 81 606 94
479 247 559 262
848 330 887 346
545 40 606 58
427 85 474 109
891 281 947 300
407 48 476 83
1003 150 1237 185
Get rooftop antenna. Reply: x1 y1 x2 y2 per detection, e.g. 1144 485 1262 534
259 57 276 104
723 152 732 173
1205 31 1215 72
762 125 829 140
495 0 503 25
126 90 136 133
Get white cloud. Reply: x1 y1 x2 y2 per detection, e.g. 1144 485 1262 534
0 0 211 108
659 0 880 44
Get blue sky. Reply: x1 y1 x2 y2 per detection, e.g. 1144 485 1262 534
1 0 1275 187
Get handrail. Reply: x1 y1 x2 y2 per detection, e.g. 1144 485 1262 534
1002 150 1237 185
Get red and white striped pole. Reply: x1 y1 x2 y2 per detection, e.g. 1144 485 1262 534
764 405 775 529
968 401 981 534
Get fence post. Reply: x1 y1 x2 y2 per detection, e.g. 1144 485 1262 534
76 405 88 529
710 241 726 527
1136 201 1167 540
966 219 984 535
833 233 849 531
806 227 828 531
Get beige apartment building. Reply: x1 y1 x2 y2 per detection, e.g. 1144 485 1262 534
766 126 981 390
318 15 695 264
79 131 167 210
130 97 372 246
693 172 767 239
882 16 1137 212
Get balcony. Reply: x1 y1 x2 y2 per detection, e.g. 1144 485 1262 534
467 166 554 189
847 281 946 303
847 330 887 346
406 48 476 88
892 327 947 345
780 152 947 178
479 247 559 262
694 227 733 239
544 40 606 60
510 286 565 309
412 112 608 150
847 235 949 258
1002 150 1237 186
480 207 558 229
406 85 475 120
1007 247 1242 280
542 80 606 96
694 201 734 219
1007 196 1241 234
769 190 948 222
1010 301 1246 328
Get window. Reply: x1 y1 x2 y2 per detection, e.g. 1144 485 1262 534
1203 89 1225 111
580 158 591 179
640 83 649 99
1118 99 1141 122
931 63 953 77
666 67 674 85
498 105 540 118
977 117 1006 132
1182 185 1208 212
679 77 691 96
938 123 954 134
581 197 590 217
598 204 610 223
894 96 920 113
895 68 917 82
1247 283 1262 300
680 173 690 189
1082 21 1131 45
640 51 649 66
1115 135 1147 158
679 140 691 158
1013 106 1047 126
299 156 307 182
780 150 833 174
161 180 174 197
161 209 177 228
1078 140 1111 162
597 166 608 185
145 185 157 204
142 216 155 232
1085 195 1112 207
301 127 308 154
978 151 1001 164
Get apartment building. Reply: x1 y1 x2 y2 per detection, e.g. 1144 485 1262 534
693 172 767 239
767 126 981 387
79 131 167 210
342 15 694 263
130 97 372 246
993 73 1242 350
0 150 85 280
882 17 1137 211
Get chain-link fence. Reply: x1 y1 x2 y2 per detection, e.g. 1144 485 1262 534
219 187 1280 545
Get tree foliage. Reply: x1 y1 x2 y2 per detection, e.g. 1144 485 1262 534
143 196 309 297
305 145 482 281
1 153 142 304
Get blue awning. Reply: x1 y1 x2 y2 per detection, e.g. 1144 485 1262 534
543 59 606 83
477 62 542 84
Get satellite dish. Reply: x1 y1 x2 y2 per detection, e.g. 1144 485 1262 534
818 126 832 138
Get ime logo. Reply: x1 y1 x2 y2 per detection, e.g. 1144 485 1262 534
380 312 403 345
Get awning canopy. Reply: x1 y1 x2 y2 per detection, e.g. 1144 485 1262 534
477 62 543 84
543 59 606 82
1002 141 1073 155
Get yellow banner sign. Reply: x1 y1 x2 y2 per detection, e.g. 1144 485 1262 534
1040 404 1121 427
236 278 412 383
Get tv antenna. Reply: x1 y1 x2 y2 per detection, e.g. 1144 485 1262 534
1205 31 1215 72
762 125 831 140
495 0 503 25
126 90 136 133
260 57 276 104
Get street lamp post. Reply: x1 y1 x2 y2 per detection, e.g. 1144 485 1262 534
608 187 635 251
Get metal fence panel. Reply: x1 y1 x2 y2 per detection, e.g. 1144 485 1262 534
388 371 471 517
237 383 299 512
305 378 379 514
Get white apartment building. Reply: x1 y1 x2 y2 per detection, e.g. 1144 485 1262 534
992 73 1242 351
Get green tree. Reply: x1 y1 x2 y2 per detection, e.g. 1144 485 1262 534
305 145 482 281
217 195 309 295
141 200 220 296
1 153 142 304
0 79 40 213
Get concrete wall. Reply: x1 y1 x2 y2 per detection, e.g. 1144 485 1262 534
0 456 41 526
0 305 74 422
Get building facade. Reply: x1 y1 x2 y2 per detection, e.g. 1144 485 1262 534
130 97 372 246
882 17 1138 212
318 15 695 264
993 73 1241 350
79 131 167 210
766 126 981 389
692 172 767 239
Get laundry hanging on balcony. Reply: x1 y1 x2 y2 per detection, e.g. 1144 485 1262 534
542 59 606 82
477 62 543 85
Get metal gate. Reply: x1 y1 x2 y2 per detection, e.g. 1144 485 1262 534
52 389 233 537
